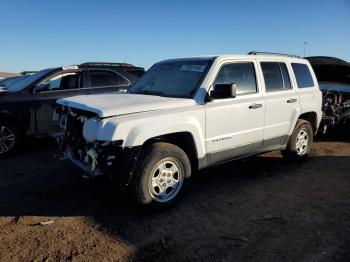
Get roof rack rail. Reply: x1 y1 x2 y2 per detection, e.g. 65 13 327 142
80 62 135 67
247 51 301 58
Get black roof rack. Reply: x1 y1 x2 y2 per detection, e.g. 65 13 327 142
248 51 301 58
80 62 135 67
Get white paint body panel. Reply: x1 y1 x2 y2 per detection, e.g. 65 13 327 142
263 89 300 139
97 106 206 157
57 93 196 118
205 95 265 153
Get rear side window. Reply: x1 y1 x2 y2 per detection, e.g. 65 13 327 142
214 62 257 95
89 70 130 88
261 62 291 91
292 63 314 88
126 68 145 78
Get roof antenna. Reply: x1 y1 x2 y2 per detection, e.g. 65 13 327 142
303 41 308 57
124 56 128 63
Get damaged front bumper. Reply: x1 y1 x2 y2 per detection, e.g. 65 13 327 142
319 115 336 134
63 147 104 178
60 141 142 188
60 139 121 178
53 105 142 188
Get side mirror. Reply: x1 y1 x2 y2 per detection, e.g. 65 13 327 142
210 83 237 99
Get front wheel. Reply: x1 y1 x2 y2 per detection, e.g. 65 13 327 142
282 119 313 159
132 142 191 209
0 121 21 157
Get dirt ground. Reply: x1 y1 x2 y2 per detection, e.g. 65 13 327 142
0 134 350 262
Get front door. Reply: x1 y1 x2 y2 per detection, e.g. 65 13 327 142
205 61 265 166
33 71 84 135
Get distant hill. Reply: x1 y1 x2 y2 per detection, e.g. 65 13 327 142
0 72 19 79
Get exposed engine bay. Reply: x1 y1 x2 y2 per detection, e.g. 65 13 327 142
54 106 121 179
321 89 350 133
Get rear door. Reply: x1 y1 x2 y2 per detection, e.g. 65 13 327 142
259 61 301 149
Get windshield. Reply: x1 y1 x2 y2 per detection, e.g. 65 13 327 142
0 75 28 87
130 59 212 98
5 68 58 92
0 76 24 87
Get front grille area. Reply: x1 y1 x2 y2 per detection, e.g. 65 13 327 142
58 109 102 176
57 107 123 178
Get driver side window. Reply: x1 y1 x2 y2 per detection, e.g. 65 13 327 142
48 77 62 90
214 62 257 95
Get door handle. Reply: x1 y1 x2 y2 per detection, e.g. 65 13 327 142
287 98 298 103
249 103 262 109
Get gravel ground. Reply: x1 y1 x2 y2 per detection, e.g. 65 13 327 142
0 135 349 262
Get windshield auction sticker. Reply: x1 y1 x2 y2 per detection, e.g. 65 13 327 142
180 64 206 72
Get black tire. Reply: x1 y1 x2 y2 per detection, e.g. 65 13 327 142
0 120 22 157
132 142 191 209
282 119 313 160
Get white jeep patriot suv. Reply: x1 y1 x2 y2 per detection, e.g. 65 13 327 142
55 52 322 208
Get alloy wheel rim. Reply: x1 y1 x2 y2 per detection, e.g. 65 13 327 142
296 128 309 155
148 158 184 203
0 126 15 154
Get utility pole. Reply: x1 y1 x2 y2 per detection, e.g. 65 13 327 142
303 41 308 57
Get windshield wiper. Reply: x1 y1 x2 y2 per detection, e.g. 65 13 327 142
132 90 165 97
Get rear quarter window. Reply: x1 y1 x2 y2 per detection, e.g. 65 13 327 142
292 63 315 88
89 70 129 87
126 68 145 78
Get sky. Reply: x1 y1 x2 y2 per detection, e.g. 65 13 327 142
0 0 349 72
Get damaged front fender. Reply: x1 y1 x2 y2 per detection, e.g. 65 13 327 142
109 145 142 188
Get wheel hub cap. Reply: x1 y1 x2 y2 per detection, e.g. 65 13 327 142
0 126 15 154
148 159 184 203
296 128 309 155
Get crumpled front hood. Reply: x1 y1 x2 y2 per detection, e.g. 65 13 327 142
57 93 197 118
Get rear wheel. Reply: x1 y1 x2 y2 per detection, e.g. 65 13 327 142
282 119 313 159
133 142 191 209
0 121 21 157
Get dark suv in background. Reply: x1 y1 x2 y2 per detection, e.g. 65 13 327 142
0 62 144 156
306 56 350 134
